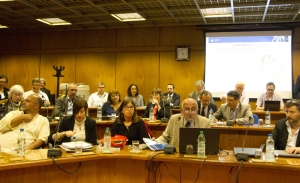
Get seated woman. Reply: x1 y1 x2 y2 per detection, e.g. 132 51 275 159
111 99 148 145
48 98 97 145
125 84 144 107
144 88 171 120
102 89 122 116
7 85 24 112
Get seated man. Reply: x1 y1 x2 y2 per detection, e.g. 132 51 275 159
256 82 284 110
155 98 210 147
40 78 51 104
52 83 81 117
220 81 249 104
23 78 50 106
164 83 180 107
189 80 214 104
197 90 217 118
88 82 108 107
214 90 253 124
0 94 50 152
0 75 9 100
272 99 300 154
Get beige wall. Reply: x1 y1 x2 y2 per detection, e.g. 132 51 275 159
0 26 300 108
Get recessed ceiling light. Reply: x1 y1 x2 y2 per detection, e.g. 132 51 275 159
111 13 145 22
36 18 71 26
0 24 8 28
201 8 232 18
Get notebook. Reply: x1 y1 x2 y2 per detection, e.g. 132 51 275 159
264 101 280 111
274 150 300 158
234 144 265 156
179 128 220 155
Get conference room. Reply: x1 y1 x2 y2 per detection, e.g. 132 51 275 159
1 0 300 183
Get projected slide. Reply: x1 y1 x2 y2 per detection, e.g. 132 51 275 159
205 30 292 99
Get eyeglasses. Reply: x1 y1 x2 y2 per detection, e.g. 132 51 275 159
124 106 134 110
13 93 22 97
287 99 300 105
0 81 6 84
184 108 197 114
227 99 236 103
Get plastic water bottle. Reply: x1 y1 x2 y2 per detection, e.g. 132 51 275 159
209 108 214 124
71 136 76 142
265 109 271 126
103 127 111 152
17 128 26 156
97 104 102 121
266 134 275 162
197 131 206 158
149 107 154 122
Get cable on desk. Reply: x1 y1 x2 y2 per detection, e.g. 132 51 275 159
160 162 181 182
229 160 243 183
52 156 81 174
227 126 240 140
193 155 208 183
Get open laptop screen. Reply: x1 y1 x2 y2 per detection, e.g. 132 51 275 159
264 101 280 111
179 128 220 155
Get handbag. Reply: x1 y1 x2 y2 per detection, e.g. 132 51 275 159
100 134 127 148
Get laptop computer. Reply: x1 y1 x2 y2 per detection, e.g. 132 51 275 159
234 144 265 156
264 101 280 111
179 128 220 155
274 150 300 158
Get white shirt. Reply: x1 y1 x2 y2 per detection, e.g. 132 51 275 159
0 111 50 152
23 90 49 101
285 120 300 150
87 92 108 107
73 118 86 142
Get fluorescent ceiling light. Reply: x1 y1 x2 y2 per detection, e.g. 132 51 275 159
111 13 145 22
201 8 232 18
0 0 15 1
0 24 8 28
36 18 71 26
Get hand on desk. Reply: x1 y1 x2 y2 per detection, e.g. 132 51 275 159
285 147 300 154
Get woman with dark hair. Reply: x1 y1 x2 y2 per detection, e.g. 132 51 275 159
125 84 144 107
102 89 122 116
111 99 148 145
144 88 171 120
48 98 97 145
0 75 9 100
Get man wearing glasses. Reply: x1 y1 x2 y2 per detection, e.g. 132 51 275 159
273 99 300 154
214 90 253 125
0 94 50 152
155 98 210 147
220 81 249 104
0 75 9 100
87 82 108 107
256 82 284 110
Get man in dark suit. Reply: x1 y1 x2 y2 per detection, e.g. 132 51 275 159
294 75 300 99
188 80 214 104
0 75 9 100
40 78 51 104
273 99 300 154
197 90 217 118
52 83 81 118
165 83 180 107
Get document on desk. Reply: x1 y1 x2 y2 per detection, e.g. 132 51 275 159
143 138 167 151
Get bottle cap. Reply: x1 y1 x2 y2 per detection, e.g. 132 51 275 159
20 128 24 132
268 134 272 137
200 131 204 135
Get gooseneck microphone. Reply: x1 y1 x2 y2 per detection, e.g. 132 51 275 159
160 95 168 123
47 116 63 157
236 116 254 162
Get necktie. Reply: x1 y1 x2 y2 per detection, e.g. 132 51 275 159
201 107 205 117
185 122 190 128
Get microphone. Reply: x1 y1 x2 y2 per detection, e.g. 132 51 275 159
47 116 63 158
236 116 254 162
161 95 169 123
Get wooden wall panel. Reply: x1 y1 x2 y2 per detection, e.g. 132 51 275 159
40 54 77 95
0 33 42 50
76 29 117 48
0 55 40 91
41 31 78 49
160 51 205 101
115 52 160 102
160 26 204 46
116 27 160 47
76 53 116 94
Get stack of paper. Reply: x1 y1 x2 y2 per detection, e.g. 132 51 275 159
60 141 93 152
143 138 167 151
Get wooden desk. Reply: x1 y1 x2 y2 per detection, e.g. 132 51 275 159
1 148 300 183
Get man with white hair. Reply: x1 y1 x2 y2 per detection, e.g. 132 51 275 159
188 80 214 104
220 81 249 104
